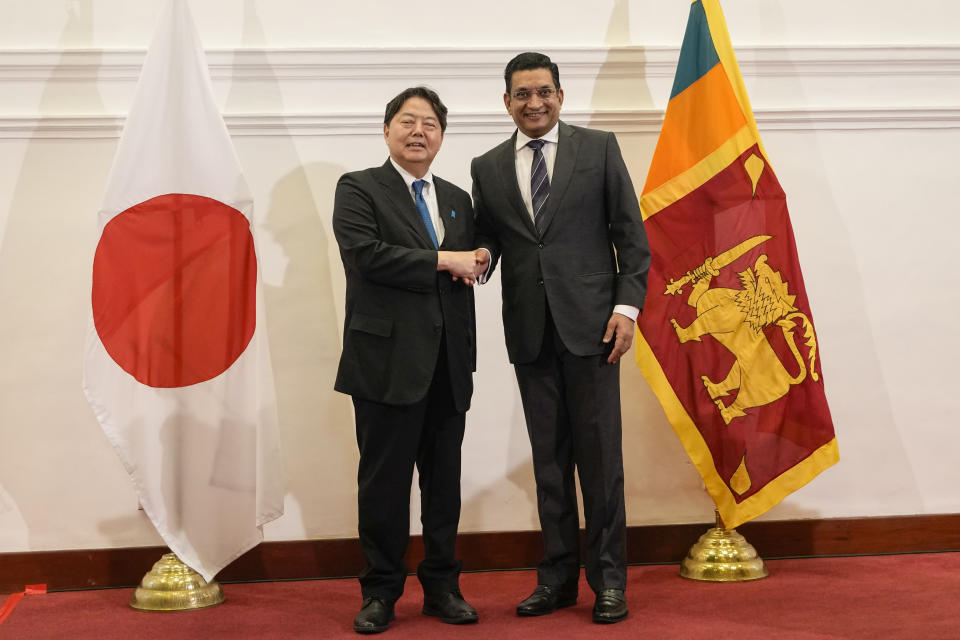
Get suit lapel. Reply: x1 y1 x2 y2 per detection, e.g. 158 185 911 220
537 121 579 237
498 134 538 238
434 177 456 248
373 159 435 248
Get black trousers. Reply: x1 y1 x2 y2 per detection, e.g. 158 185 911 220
352 339 465 602
514 306 627 594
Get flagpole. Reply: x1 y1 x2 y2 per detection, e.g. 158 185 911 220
679 508 768 582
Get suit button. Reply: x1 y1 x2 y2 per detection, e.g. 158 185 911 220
537 279 544 286
433 323 442 334
538 242 544 249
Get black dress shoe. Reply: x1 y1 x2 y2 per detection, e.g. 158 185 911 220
422 589 479 624
353 597 395 634
516 584 578 617
592 588 628 624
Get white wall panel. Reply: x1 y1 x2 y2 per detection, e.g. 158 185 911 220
0 0 958 553
2 1 959 48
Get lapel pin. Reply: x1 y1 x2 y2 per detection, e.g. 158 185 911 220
450 210 456 219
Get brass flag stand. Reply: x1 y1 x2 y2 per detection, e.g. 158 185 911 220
130 553 225 611
680 510 768 582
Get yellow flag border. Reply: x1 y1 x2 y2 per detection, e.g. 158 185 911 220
702 0 770 167
634 331 839 529
640 124 753 220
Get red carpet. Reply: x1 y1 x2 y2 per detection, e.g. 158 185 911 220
1 553 957 639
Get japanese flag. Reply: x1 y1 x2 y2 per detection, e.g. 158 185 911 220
82 0 284 581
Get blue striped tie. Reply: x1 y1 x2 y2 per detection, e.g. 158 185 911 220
527 139 549 233
412 179 439 249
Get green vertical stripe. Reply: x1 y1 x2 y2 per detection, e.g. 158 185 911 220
670 0 720 99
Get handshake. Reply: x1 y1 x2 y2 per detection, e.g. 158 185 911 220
437 249 491 286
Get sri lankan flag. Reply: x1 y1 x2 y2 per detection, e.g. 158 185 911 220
636 0 838 529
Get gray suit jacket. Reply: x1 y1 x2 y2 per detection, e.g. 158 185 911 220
333 160 476 411
471 121 650 363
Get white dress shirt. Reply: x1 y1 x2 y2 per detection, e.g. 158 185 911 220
390 157 444 245
515 125 559 221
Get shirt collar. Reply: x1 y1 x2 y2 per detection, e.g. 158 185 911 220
390 157 433 192
515 122 560 151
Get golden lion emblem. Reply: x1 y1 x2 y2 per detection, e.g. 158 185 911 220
667 236 819 425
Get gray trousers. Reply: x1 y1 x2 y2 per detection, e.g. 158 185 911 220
514 306 628 594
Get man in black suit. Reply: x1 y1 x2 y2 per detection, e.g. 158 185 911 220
471 52 650 624
333 87 481 634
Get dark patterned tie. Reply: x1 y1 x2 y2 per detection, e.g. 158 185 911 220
527 139 550 232
412 179 439 249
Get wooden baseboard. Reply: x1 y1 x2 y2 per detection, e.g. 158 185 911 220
3 514 958 593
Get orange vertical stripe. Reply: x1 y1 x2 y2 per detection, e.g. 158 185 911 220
643 63 747 195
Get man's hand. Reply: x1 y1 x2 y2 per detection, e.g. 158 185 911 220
473 248 491 279
437 250 478 286
602 312 635 364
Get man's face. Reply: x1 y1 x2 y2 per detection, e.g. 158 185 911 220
383 96 443 178
504 67 564 139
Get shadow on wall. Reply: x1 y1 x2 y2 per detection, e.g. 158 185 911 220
0 0 164 552
743 3 921 516
262 162 355 539
226 0 356 540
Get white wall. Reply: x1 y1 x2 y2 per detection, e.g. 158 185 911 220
0 0 958 552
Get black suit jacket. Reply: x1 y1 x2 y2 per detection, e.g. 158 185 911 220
470 121 650 363
333 160 476 412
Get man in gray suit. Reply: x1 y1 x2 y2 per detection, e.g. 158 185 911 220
471 52 650 624
333 87 480 634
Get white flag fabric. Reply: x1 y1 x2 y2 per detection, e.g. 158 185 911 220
82 0 284 582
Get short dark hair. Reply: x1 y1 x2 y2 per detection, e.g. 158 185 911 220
504 52 561 94
383 86 448 133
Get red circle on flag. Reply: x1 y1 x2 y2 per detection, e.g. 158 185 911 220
92 193 257 388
